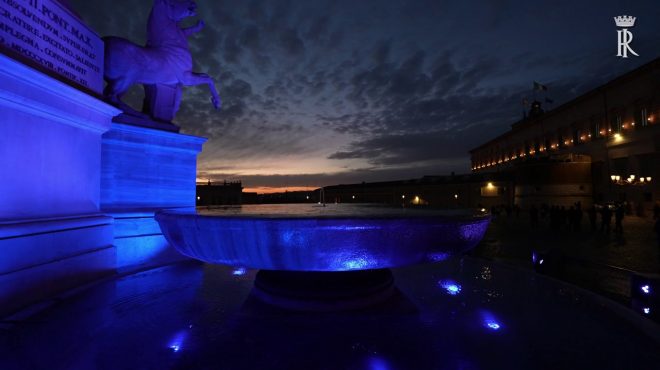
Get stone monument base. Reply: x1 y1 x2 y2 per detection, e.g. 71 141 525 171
101 119 207 271
0 54 119 316
0 215 115 315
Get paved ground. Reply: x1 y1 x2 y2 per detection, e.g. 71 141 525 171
471 212 660 303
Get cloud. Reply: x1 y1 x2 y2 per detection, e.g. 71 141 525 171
70 0 660 191
279 28 305 56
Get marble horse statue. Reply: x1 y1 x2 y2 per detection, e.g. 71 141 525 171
103 0 220 121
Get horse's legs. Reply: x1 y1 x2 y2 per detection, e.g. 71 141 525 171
181 72 221 109
104 77 147 117
105 77 132 104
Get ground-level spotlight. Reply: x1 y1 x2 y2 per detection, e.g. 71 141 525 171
439 280 462 296
232 267 247 276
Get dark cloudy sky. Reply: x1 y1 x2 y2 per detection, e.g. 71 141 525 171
70 0 660 192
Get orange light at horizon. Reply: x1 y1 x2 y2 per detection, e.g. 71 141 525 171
243 186 319 194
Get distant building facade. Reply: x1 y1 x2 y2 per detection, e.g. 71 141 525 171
320 174 512 209
470 58 660 214
196 180 243 205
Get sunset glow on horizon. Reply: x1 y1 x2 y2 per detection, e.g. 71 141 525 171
242 186 318 194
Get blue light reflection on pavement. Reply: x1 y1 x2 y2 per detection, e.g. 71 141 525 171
1 259 659 369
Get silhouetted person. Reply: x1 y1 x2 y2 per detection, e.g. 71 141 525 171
530 205 539 228
601 206 612 233
588 206 597 231
575 206 583 232
560 206 567 230
569 206 576 231
655 218 660 251
614 205 625 234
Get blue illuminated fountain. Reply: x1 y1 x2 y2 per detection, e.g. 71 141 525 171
156 204 490 310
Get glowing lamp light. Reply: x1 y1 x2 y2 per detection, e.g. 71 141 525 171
615 176 620 181
480 310 503 331
613 133 622 141
196 196 201 200
486 182 494 189
439 280 462 295
610 175 616 181
641 285 650 294
454 194 458 199
629 175 635 180
366 356 390 370
401 195 406 199
168 329 188 353
640 178 645 183
486 322 501 330
647 177 652 182
643 307 651 315
232 267 247 276
352 195 356 199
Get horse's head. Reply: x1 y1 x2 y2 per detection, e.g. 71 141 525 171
163 0 197 22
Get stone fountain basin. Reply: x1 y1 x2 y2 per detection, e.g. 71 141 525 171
155 204 490 271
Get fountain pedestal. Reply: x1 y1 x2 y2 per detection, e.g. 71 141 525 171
253 269 396 311
156 204 490 310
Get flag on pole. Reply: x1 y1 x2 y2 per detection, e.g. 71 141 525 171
533 81 548 91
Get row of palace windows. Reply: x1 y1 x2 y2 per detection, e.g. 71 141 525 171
472 108 657 171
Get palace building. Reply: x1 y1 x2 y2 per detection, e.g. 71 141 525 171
470 57 660 214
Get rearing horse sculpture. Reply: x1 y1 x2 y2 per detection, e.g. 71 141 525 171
103 0 220 119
